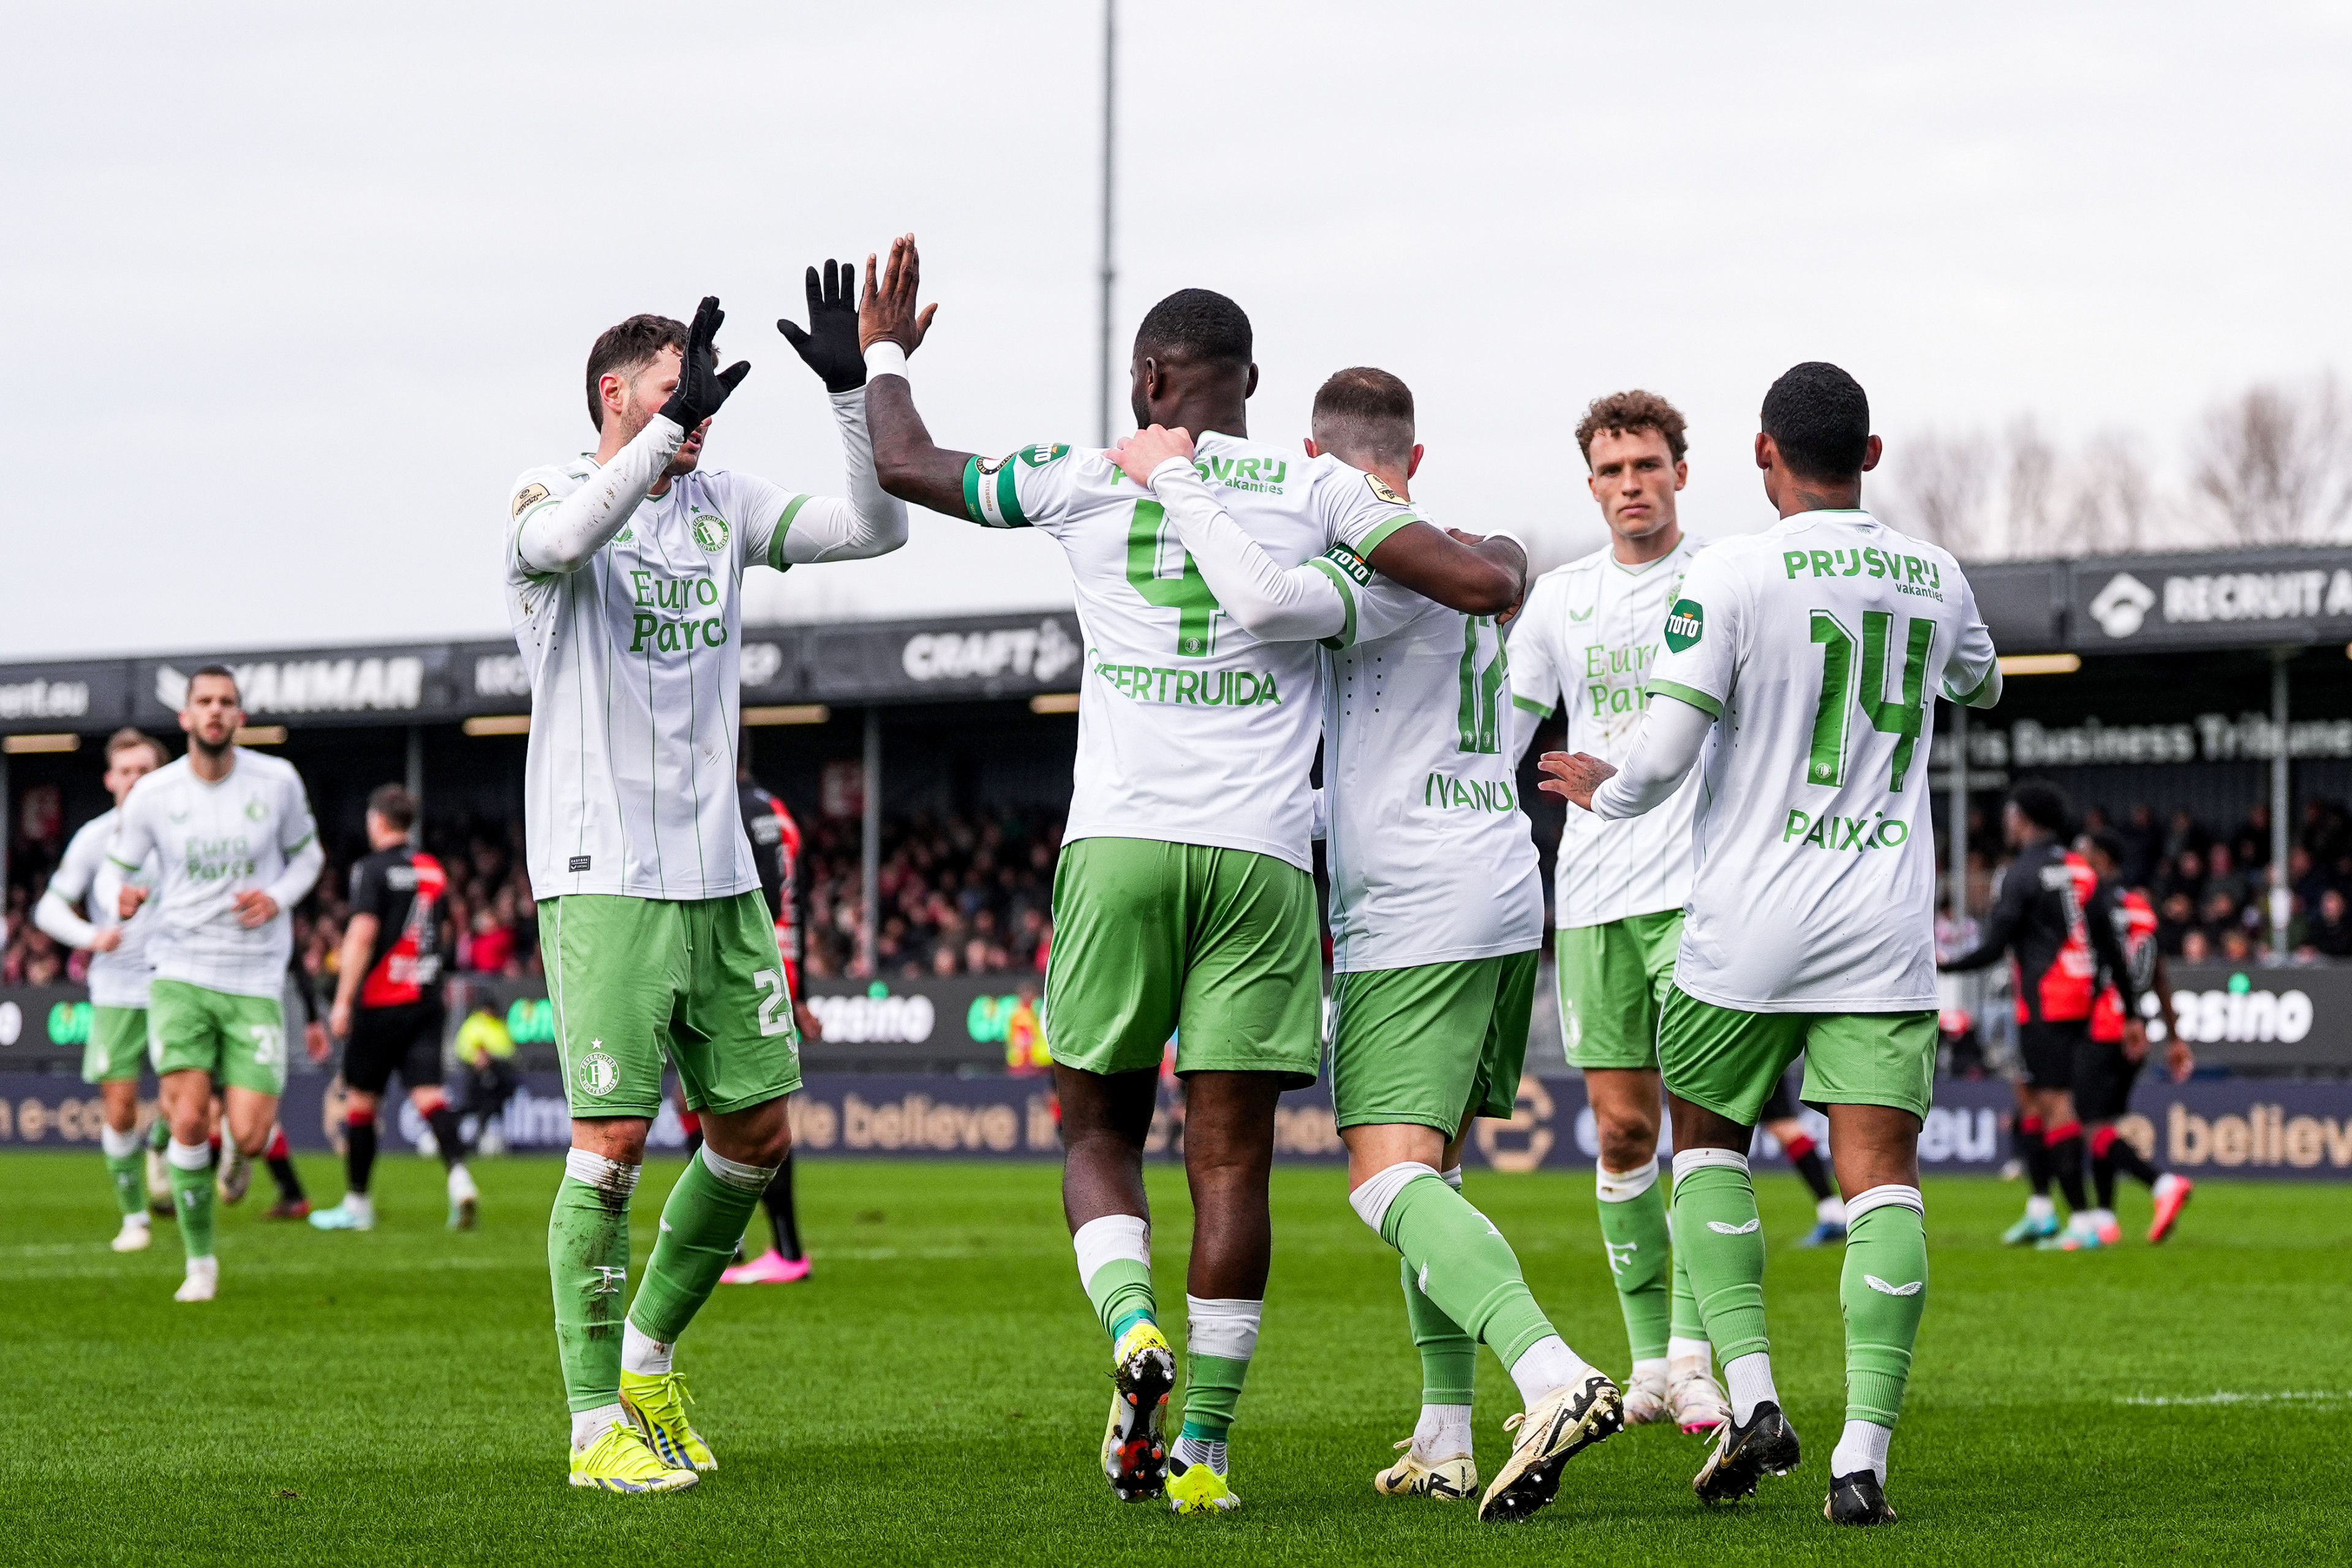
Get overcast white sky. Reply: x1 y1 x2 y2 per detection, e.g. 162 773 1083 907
6 1 2348 660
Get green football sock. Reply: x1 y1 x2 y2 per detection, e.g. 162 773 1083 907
1672 1162 1769 1363
628 1148 769 1346
1841 1195 1929 1427
1085 1261 1156 1342
1179 1296 1262 1443
1668 1219 1706 1343
105 1152 145 1219
149 1117 170 1154
1401 1254 1477 1406
1596 1172 1673 1363
1382 1172 1554 1365
549 1156 636 1413
167 1147 214 1259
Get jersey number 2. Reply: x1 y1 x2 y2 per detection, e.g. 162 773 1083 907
752 970 794 1039
1805 609 1934 791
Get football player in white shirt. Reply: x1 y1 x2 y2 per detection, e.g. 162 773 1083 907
1506 392 1730 1434
110 669 326 1302
1103 368 1621 1524
861 237 1528 1515
506 272 910 1495
33 728 166 1252
1542 363 2001 1526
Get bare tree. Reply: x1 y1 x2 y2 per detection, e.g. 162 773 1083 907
2063 432 2158 556
2189 374 2352 545
2001 418 2062 557
1887 430 1994 557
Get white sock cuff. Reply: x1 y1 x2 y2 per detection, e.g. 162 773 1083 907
101 1123 142 1159
698 1143 777 1194
1349 1161 1441 1234
1845 1183 1924 1223
564 1147 642 1193
1596 1156 1661 1202
1185 1295 1262 1361
1440 1165 1464 1190
1071 1213 1151 1286
1667 1335 1713 1365
1672 1147 1751 1182
167 1138 212 1171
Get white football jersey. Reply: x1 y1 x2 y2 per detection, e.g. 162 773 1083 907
47 809 159 1009
1511 535 1709 928
1323 569 1545 971
1642 511 1997 1011
965 432 1417 870
110 752 319 999
506 461 803 902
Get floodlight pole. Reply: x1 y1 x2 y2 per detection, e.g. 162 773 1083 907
2272 649 2291 962
1097 0 1116 448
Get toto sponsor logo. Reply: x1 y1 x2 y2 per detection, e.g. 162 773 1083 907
806 983 937 1044
900 618 1078 684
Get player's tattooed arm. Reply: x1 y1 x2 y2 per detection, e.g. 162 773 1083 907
1364 522 1526 618
859 234 972 519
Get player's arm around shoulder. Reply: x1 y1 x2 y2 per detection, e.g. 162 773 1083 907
1320 459 1525 617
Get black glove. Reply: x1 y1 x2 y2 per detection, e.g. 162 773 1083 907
657 296 752 431
777 258 864 394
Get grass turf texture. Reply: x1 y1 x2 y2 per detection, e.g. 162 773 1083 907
4 1152 2346 1565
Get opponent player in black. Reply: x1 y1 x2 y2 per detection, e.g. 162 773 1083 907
311 785 477 1231
1941 781 2141 1248
717 760 816 1284
2076 829 2195 1243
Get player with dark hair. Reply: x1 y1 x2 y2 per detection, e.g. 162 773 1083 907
862 235 1531 1515
2076 829 2195 1242
311 783 473 1232
1942 780 2142 1248
35 728 169 1250
110 667 326 1302
1510 388 1729 1434
507 269 910 1494
1543 361 2002 1524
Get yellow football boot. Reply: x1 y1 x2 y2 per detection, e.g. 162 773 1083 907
620 1369 718 1472
1101 1320 1174 1501
568 1420 698 1493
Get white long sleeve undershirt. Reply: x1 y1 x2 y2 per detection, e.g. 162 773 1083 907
263 835 325 915
1588 694 1717 820
516 415 687 575
774 390 908 564
1147 457 1348 641
32 888 98 950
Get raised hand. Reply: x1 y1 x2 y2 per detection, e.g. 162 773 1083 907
1107 424 1196 485
778 260 865 393
658 296 753 430
1537 751 1619 812
860 234 938 356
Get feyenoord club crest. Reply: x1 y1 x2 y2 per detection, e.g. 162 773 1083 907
576 1044 620 1099
692 513 731 552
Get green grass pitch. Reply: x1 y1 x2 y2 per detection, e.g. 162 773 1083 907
5 1149 2347 1565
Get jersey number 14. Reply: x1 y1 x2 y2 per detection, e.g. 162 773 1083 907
1806 609 1934 792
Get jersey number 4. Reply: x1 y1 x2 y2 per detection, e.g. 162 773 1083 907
1806 610 1934 791
1126 501 1221 657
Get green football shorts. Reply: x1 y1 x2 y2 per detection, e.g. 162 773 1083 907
1555 910 1682 1071
1042 837 1322 1085
146 979 287 1096
543 891 802 1120
1656 984 1938 1128
84 1005 149 1085
1328 951 1539 1134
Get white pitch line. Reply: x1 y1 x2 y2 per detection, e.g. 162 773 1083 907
2118 1390 2352 1407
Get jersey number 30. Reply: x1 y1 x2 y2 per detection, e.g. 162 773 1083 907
1806 609 1934 792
